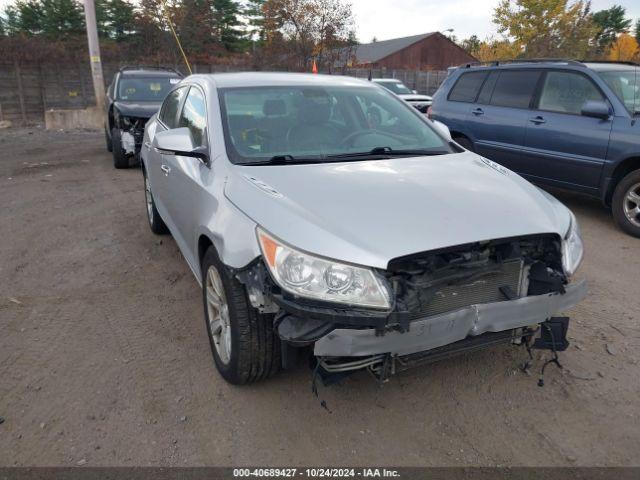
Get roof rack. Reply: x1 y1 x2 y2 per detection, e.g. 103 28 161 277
579 60 640 67
119 65 183 76
460 58 585 68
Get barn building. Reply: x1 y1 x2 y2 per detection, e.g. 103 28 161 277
340 32 477 71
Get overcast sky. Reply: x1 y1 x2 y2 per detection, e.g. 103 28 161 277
1 0 639 43
350 0 640 43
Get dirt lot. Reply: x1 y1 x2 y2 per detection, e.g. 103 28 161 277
0 128 639 467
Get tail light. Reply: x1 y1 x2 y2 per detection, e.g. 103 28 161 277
427 106 433 120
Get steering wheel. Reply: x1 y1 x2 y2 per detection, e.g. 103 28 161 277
340 129 399 148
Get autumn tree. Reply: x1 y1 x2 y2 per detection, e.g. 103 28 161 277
592 5 631 55
608 32 639 62
493 0 597 59
474 37 522 62
263 0 354 71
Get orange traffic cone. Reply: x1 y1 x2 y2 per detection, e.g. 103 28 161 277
312 59 318 74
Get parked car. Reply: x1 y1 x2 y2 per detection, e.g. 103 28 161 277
105 66 182 168
141 72 586 384
372 78 432 113
430 59 640 237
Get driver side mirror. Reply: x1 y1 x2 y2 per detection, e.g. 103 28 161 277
581 100 611 120
153 127 210 166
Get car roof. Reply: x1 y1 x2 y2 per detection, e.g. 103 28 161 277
372 78 402 83
120 68 182 78
188 72 376 89
454 60 638 73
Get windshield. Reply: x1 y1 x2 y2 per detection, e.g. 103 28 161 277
597 69 639 114
219 85 452 164
117 77 180 102
376 81 413 95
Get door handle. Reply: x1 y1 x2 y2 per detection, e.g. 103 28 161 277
160 165 171 175
471 108 484 116
529 116 546 124
144 141 151 149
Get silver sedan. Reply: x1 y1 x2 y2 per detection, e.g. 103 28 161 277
141 72 586 384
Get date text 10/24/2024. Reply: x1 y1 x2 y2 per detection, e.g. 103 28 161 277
233 468 401 478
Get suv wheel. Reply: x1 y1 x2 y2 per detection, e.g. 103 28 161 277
111 128 129 169
143 169 168 234
201 246 280 384
105 127 113 152
612 169 640 237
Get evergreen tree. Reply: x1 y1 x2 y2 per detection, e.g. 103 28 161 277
212 0 244 51
592 5 631 54
244 0 265 43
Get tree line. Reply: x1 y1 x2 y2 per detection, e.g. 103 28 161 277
457 1 640 63
1 0 639 70
0 0 356 70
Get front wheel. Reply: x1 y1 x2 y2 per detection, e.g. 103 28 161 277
105 127 113 152
143 169 168 234
111 128 129 169
202 247 280 384
612 170 640 237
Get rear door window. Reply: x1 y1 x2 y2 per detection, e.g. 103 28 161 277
489 70 541 109
537 71 605 115
448 72 488 102
476 71 499 104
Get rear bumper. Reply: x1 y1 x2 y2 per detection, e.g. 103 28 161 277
313 280 587 357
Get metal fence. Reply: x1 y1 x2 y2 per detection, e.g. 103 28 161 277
0 61 448 125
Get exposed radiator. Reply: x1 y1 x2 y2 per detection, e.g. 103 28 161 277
411 260 525 319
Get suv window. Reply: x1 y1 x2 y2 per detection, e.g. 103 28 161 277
159 87 187 129
178 87 207 147
538 71 605 115
476 71 499 104
490 70 541 109
448 72 488 102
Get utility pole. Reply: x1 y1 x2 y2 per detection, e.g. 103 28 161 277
83 0 105 110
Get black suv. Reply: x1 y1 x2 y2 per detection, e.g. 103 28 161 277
104 66 182 168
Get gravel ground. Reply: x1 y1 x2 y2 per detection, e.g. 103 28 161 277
0 128 639 467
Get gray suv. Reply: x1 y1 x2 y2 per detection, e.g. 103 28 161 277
430 60 640 237
141 72 586 384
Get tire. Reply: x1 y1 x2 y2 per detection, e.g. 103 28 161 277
201 246 280 385
143 168 168 235
111 128 129 169
105 127 113 152
454 135 475 152
612 169 640 238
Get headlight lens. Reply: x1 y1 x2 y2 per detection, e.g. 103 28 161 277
257 228 391 309
562 212 584 277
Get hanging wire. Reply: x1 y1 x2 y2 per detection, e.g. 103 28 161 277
159 0 192 75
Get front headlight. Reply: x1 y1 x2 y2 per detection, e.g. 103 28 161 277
257 228 391 309
562 211 584 277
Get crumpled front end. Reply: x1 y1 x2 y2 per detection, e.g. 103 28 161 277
238 233 586 377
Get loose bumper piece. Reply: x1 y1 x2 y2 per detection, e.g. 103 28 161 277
314 280 587 357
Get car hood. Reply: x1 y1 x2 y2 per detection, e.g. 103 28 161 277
225 151 571 269
113 101 162 119
398 94 432 102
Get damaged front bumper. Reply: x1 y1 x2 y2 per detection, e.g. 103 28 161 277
313 280 586 357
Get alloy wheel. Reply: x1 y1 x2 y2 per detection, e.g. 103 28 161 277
205 266 231 365
623 182 640 228
144 175 153 223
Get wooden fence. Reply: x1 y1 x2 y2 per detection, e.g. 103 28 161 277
0 61 448 125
